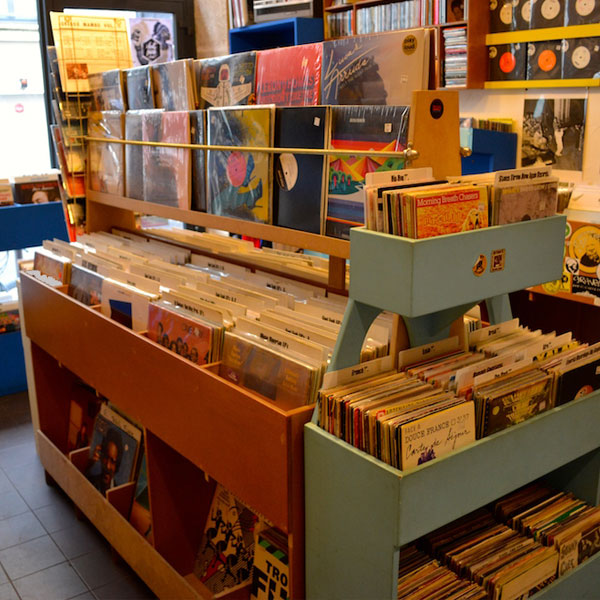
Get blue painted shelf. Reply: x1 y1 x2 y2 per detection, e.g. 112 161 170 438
305 215 600 599
229 17 323 53
0 201 69 396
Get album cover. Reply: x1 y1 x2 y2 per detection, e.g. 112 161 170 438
565 0 600 25
555 356 600 406
125 110 148 200
273 106 329 234
494 180 559 224
527 41 563 80
129 450 153 542
88 69 126 112
530 0 566 28
142 110 191 209
68 264 104 305
152 59 196 111
86 404 141 496
251 529 289 600
125 66 155 109
489 0 518 33
521 98 586 171
33 249 71 283
12 175 61 204
255 43 322 106
147 302 214 365
190 110 207 212
325 105 410 239
562 37 600 79
88 111 125 196
515 0 533 30
100 278 158 331
67 392 102 452
197 51 256 109
321 29 430 106
206 106 273 224
488 43 527 80
194 483 258 594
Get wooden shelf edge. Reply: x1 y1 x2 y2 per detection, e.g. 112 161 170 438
86 189 350 260
486 23 600 45
36 431 202 600
485 79 600 89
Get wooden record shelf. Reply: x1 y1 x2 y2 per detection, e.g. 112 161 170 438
21 272 313 599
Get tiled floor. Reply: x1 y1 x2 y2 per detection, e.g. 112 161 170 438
0 392 156 600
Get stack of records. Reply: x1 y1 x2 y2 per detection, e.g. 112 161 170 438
443 26 468 87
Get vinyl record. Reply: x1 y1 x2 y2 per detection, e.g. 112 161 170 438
565 0 600 25
489 43 527 80
562 37 600 78
515 0 533 30
490 0 517 33
527 41 563 79
530 0 566 28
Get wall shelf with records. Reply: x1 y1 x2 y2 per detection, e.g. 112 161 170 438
485 24 600 89
304 219 600 598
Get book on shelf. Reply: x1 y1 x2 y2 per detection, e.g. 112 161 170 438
321 29 431 106
85 403 142 496
196 51 257 109
193 483 258 595
142 110 191 210
206 106 275 224
325 104 410 239
255 43 322 106
273 106 330 234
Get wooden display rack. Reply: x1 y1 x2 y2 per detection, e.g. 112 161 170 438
304 217 600 598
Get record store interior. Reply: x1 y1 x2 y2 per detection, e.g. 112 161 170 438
1 0 600 599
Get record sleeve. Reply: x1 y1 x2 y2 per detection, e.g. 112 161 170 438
527 40 563 80
493 180 558 225
152 59 196 111
255 43 322 106
88 111 125 196
190 110 207 212
67 387 102 452
68 264 104 305
273 106 329 234
85 403 142 495
197 51 256 109
206 106 273 224
142 110 191 209
562 37 600 79
489 43 527 81
489 0 518 33
565 0 600 25
129 451 153 542
125 66 155 109
555 356 600 406
325 105 410 239
515 0 533 30
321 29 430 106
88 69 126 112
125 109 154 201
530 0 566 28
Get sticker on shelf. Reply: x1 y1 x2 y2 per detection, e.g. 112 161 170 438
491 249 506 273
473 254 487 277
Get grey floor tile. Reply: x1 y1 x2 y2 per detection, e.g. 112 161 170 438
13 562 88 600
0 472 14 496
0 566 6 585
0 424 34 452
0 489 29 521
0 442 38 471
0 534 65 580
3 458 44 490
34 501 76 534
71 547 130 591
0 582 19 600
92 573 155 600
0 511 45 550
67 593 95 600
16 479 66 511
51 520 108 560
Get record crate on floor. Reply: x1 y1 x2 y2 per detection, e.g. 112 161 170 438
304 216 600 599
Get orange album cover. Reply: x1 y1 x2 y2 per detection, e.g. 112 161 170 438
410 185 488 239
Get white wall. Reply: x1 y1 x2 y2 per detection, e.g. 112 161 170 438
459 87 600 185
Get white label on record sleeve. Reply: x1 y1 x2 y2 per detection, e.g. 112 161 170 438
313 117 320 127
572 46 591 69
384 123 392 133
541 0 561 19
522 0 532 21
576 0 595 16
500 3 513 24
276 153 298 191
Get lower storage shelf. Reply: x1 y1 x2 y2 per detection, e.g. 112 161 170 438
304 389 600 599
36 431 204 599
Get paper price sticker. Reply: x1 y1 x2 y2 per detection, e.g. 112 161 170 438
473 254 487 277
490 249 506 272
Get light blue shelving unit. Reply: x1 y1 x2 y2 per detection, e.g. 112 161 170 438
0 202 69 396
305 216 600 599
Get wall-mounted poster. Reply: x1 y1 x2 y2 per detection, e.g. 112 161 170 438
521 97 586 171
129 17 175 67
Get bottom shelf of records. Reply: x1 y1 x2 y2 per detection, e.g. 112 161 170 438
20 270 312 599
305 388 600 599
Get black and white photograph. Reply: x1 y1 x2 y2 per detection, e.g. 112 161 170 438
521 97 587 171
